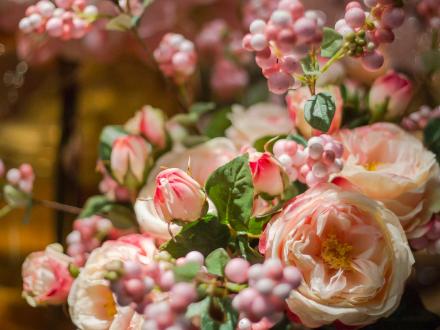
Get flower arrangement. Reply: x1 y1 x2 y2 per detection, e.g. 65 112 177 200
1 0 440 329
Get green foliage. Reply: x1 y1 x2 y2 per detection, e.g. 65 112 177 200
286 134 307 147
300 55 320 76
186 297 238 330
235 235 263 263
304 92 336 132
424 118 440 162
253 135 286 152
173 262 201 282
106 14 134 31
205 248 230 277
321 28 343 58
161 215 231 258
205 155 254 232
203 107 232 138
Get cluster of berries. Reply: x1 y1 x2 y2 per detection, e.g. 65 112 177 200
401 105 440 131
242 0 325 94
417 0 440 28
273 135 344 187
336 0 405 71
5 163 35 194
66 216 115 266
228 258 301 324
107 251 200 330
410 215 440 255
19 0 98 40
154 33 197 84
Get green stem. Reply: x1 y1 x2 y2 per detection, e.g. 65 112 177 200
320 47 347 74
0 204 12 218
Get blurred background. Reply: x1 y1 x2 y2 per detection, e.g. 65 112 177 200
0 0 439 329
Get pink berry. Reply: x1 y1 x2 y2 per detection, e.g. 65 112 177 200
251 295 270 319
363 0 377 8
124 261 142 278
281 55 299 74
283 266 302 287
250 34 268 51
159 270 175 291
273 283 292 299
293 17 317 40
6 168 21 185
255 278 276 294
374 28 394 43
381 7 405 29
267 71 293 95
345 7 365 29
124 278 146 300
263 259 284 280
346 1 362 10
361 51 384 71
225 258 250 283
185 251 204 265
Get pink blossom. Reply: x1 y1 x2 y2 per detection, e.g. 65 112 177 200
124 106 167 149
369 71 413 120
210 59 249 101
110 135 151 186
22 243 74 307
153 168 207 223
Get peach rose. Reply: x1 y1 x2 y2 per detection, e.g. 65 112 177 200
262 183 414 328
22 243 74 307
286 86 343 138
225 103 294 148
337 123 440 239
68 235 156 330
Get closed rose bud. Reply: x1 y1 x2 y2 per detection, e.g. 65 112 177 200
248 151 286 197
110 135 151 187
124 106 167 149
369 71 413 120
153 168 207 223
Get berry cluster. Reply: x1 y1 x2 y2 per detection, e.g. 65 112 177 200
273 135 344 187
6 163 35 194
154 33 197 84
229 258 301 324
242 0 325 94
107 251 199 330
401 105 440 131
66 216 115 266
19 0 98 40
410 215 440 255
242 0 278 28
417 0 440 28
336 1 405 71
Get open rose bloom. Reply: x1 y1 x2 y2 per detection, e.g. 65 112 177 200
262 183 414 328
337 123 440 240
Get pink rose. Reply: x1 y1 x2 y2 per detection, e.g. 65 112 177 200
154 168 207 223
248 150 286 197
286 85 343 138
337 123 440 239
68 235 156 330
369 71 413 120
22 243 74 307
124 106 167 149
110 135 151 187
262 183 414 328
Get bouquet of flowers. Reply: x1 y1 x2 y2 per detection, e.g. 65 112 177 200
1 0 440 329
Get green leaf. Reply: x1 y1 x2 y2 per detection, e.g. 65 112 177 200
173 262 201 282
300 55 319 76
321 27 343 58
203 107 232 139
242 80 269 106
99 126 128 162
236 235 263 263
80 195 110 218
424 118 440 162
286 134 308 147
205 248 230 277
186 297 238 330
421 49 440 74
161 215 230 258
253 135 286 152
304 92 336 132
106 14 134 31
205 155 254 231
190 102 216 116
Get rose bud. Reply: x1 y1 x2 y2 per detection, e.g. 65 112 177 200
248 150 287 197
124 105 167 150
369 71 413 120
22 243 74 307
153 168 207 223
110 135 151 188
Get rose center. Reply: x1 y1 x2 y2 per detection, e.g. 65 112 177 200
363 161 381 171
321 234 353 270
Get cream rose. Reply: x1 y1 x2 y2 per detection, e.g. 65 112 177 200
262 183 414 328
225 103 293 148
68 235 156 330
337 123 440 239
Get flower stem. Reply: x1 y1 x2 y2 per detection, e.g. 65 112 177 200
0 204 13 218
320 47 347 74
32 199 82 215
